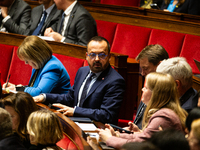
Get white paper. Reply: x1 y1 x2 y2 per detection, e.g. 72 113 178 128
75 122 97 131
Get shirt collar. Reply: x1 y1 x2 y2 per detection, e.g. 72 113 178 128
64 0 77 16
43 3 55 15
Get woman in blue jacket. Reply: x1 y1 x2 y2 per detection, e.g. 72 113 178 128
3 36 71 96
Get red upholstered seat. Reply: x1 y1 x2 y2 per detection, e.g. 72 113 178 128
100 0 140 7
7 47 32 85
148 29 185 58
57 134 78 150
180 34 200 74
96 20 118 47
53 54 85 86
0 44 14 83
111 24 152 58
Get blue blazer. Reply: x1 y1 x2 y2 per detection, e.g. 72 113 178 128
24 56 71 97
45 65 125 124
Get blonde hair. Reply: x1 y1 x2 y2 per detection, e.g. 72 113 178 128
142 72 187 129
17 36 52 69
191 119 200 143
27 109 63 147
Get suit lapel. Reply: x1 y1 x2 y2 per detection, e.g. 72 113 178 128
43 5 56 28
34 6 43 28
82 65 111 105
65 2 79 34
8 0 18 18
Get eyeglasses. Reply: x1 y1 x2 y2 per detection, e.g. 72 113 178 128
88 53 107 60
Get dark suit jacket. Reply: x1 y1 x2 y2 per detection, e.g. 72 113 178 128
23 4 62 35
0 0 31 34
45 65 125 124
160 0 200 15
133 101 146 129
51 2 97 46
0 134 27 150
180 87 198 113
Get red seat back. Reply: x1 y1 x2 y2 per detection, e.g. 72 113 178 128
148 29 185 58
53 54 85 86
180 34 200 74
8 47 32 85
0 44 14 83
111 24 152 58
96 20 118 47
101 0 140 6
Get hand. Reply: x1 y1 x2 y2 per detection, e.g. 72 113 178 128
123 122 141 133
163 9 169 12
44 27 53 36
87 136 100 150
96 128 113 143
52 103 74 116
2 82 16 91
104 124 119 137
48 32 63 42
1 7 8 18
33 95 45 103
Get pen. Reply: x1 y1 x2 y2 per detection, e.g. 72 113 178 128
5 74 10 88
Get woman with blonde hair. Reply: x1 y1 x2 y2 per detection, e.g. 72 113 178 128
97 72 188 149
27 109 63 150
2 92 38 148
3 36 70 96
188 118 200 150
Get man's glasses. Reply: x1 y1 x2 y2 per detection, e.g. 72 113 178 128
88 53 107 60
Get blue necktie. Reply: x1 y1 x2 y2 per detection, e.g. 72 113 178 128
59 12 65 34
79 72 95 107
32 11 47 35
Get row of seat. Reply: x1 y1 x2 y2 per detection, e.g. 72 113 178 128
96 20 200 74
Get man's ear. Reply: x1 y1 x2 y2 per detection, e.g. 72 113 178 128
175 80 181 88
86 52 88 60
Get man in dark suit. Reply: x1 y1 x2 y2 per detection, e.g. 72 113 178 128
0 0 31 34
130 44 169 130
34 36 125 124
0 108 26 150
44 0 97 46
157 57 198 113
23 0 62 36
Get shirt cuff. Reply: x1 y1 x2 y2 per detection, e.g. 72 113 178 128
41 93 46 103
2 15 11 24
61 37 66 42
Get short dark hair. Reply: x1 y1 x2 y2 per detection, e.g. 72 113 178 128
87 36 110 53
136 44 169 66
148 128 190 150
122 141 159 150
186 107 200 132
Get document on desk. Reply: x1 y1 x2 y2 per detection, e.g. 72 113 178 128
75 122 97 131
2 88 18 94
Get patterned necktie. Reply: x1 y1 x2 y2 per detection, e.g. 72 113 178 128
79 72 95 107
59 12 65 34
32 11 47 35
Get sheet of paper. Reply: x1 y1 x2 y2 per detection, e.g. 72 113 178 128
75 122 97 131
2 88 18 93
38 36 55 41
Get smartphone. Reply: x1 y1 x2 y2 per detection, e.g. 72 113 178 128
108 124 132 134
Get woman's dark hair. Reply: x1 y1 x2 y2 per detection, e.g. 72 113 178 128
185 107 200 132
